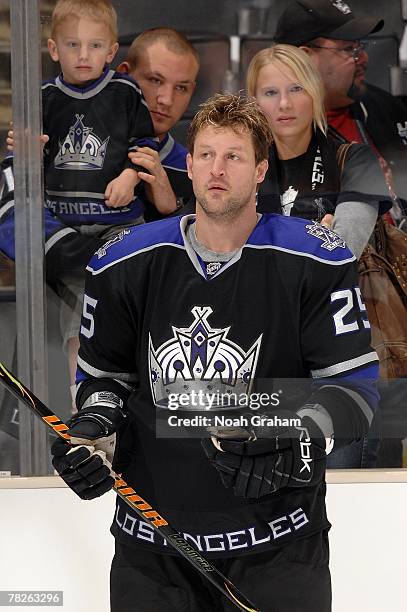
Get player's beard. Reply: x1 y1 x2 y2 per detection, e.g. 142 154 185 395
196 190 253 221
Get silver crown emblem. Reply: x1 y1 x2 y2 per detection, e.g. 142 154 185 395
96 229 131 259
54 114 109 170
306 220 347 251
149 306 262 410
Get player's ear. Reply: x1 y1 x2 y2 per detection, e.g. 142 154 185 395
107 42 119 64
116 61 131 74
186 153 193 180
47 39 59 62
256 159 268 184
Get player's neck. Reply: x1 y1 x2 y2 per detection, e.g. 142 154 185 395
195 206 259 253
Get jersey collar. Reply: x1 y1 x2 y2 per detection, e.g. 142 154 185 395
179 214 263 280
55 68 114 99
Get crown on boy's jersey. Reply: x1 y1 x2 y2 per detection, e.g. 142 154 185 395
149 306 262 410
54 114 109 170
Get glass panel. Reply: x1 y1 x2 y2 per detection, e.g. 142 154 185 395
0 0 406 482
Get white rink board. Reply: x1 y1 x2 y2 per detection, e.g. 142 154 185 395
0 479 406 612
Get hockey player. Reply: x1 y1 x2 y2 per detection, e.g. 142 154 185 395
51 93 379 611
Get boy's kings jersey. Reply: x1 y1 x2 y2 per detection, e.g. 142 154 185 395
42 68 155 225
76 213 379 558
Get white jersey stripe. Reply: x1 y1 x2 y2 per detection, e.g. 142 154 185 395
77 355 138 383
311 351 378 378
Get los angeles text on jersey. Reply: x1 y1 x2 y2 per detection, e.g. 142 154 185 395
114 504 309 554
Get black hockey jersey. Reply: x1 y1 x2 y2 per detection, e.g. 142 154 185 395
42 68 155 225
76 213 379 558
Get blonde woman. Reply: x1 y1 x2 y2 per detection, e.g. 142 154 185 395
247 44 391 259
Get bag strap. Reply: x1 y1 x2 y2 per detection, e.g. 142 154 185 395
336 142 354 178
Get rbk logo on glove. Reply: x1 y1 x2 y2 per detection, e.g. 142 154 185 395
297 426 312 474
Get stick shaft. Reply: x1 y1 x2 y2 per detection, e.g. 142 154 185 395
0 361 260 612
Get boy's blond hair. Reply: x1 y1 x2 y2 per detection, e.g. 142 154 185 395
51 0 118 41
187 93 272 165
246 44 327 135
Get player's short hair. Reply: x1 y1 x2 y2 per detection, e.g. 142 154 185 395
51 0 118 41
126 28 200 72
246 44 327 134
187 93 272 165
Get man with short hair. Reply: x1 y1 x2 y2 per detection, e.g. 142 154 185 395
51 93 379 612
117 28 200 220
274 0 407 217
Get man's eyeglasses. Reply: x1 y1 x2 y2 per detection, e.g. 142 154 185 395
307 40 369 61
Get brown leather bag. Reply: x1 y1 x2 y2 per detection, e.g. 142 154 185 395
336 142 407 378
358 219 407 378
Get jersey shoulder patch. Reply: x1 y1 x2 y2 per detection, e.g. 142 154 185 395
87 217 184 274
247 213 355 264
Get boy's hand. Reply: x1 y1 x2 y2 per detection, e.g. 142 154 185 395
6 127 49 152
104 169 140 208
128 147 178 215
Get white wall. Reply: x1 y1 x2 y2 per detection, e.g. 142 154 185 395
0 478 406 612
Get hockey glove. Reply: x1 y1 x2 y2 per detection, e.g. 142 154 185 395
51 403 126 500
202 416 326 498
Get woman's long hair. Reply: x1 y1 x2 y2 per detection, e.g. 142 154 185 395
246 43 327 135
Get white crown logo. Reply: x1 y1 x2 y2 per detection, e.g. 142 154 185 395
149 306 262 409
54 114 109 170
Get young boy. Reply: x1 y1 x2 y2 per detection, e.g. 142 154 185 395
43 0 155 224
0 0 158 405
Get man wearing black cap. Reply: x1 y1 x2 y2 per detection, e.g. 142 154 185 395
274 0 407 218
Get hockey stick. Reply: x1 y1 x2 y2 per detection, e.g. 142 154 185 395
0 361 261 612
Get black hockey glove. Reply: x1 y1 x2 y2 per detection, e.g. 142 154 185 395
51 404 126 500
202 416 326 498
